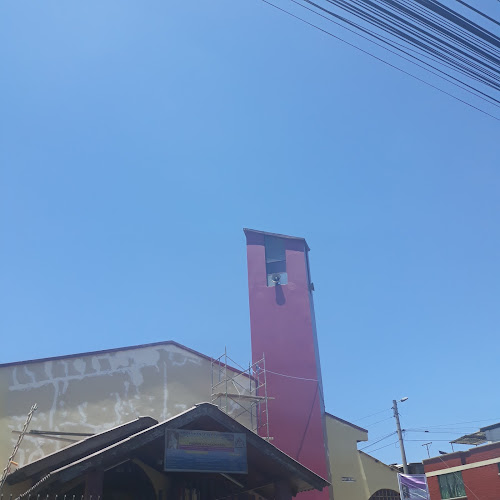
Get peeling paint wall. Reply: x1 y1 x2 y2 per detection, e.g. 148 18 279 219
0 344 252 467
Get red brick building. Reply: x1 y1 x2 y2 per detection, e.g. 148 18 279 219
423 441 500 500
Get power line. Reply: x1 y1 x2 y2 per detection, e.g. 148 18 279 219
365 416 394 427
260 0 500 119
353 408 392 422
274 0 500 114
414 417 500 428
361 430 396 444
406 439 461 442
406 429 477 434
453 0 500 28
288 0 500 106
320 0 500 82
364 439 400 453
359 431 397 450
266 369 318 381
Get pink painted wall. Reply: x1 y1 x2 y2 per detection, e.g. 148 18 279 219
244 229 330 500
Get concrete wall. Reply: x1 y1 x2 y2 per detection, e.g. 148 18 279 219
325 415 399 500
358 453 400 499
0 342 251 467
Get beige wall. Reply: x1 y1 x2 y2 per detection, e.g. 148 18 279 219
359 451 401 497
325 415 399 500
0 343 252 467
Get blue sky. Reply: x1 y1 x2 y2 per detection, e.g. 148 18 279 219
1 0 498 467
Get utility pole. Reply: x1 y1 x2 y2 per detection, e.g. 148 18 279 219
393 398 409 474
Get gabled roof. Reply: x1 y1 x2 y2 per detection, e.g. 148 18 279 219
450 431 487 446
12 404 329 498
450 421 500 445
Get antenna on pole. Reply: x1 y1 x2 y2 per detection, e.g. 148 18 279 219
422 442 433 458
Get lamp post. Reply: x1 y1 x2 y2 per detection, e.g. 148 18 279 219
393 397 409 474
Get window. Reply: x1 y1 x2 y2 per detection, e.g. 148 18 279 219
438 472 466 499
265 236 287 286
368 489 400 500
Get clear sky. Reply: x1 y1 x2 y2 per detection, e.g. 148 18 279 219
1 0 498 467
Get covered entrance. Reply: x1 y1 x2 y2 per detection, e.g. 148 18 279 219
5 404 329 500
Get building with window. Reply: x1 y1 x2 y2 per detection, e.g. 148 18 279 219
423 440 500 500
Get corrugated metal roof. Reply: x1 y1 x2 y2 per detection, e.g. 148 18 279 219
450 431 487 446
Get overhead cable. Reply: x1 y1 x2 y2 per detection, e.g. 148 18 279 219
289 0 500 105
363 439 400 453
261 0 499 119
353 408 392 422
453 0 500 27
359 431 397 450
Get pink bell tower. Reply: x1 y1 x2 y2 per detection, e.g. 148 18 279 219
244 229 330 500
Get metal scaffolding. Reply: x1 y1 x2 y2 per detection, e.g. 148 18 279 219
211 349 272 441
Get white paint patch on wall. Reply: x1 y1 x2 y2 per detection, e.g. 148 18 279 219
1 343 251 467
9 348 163 394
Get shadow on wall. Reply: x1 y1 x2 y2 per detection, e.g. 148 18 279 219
275 284 286 305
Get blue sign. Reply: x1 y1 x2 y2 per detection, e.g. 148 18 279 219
164 429 248 474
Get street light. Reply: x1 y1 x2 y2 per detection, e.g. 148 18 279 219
393 397 409 474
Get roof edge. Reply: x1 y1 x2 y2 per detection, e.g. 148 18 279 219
243 228 310 251
358 450 400 473
7 416 158 485
480 422 500 432
423 450 465 464
0 340 244 375
423 440 500 463
325 412 369 434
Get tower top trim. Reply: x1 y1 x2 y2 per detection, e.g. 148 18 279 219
243 228 310 251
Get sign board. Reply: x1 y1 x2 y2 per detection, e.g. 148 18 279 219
398 474 430 500
165 429 247 474
341 476 356 482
